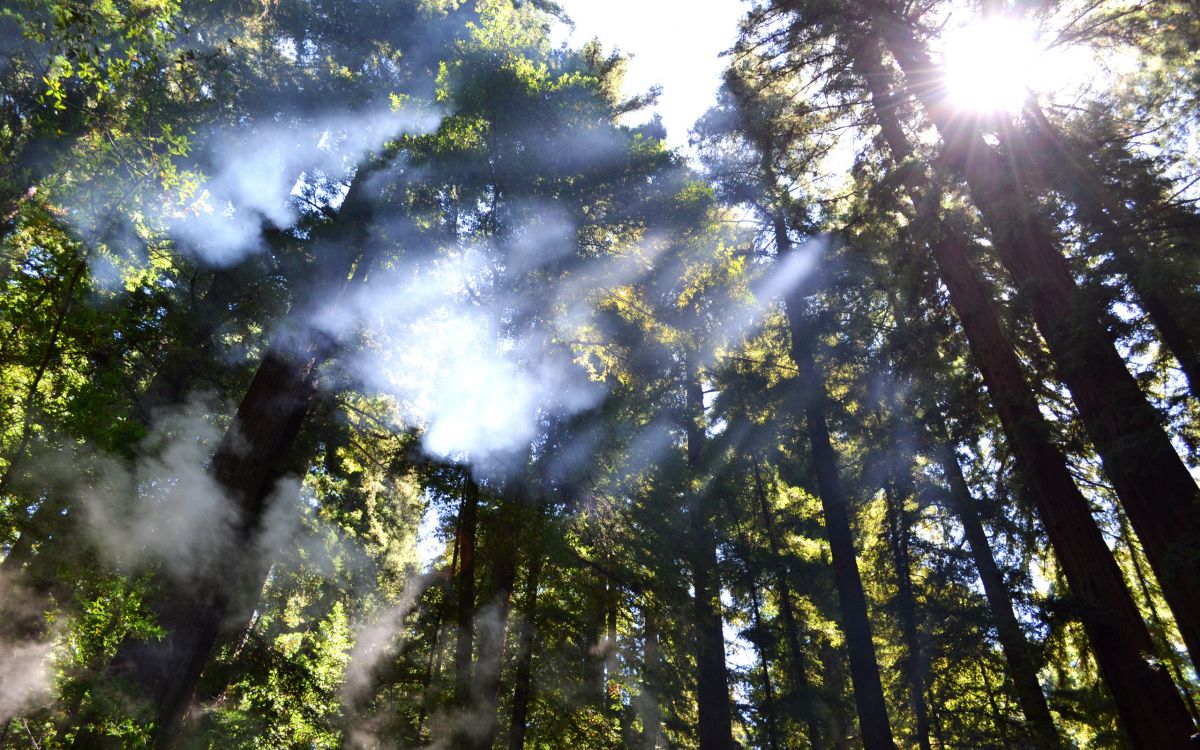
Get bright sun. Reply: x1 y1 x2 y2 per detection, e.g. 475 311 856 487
940 17 1091 114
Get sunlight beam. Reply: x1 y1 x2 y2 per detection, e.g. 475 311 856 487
939 17 1093 115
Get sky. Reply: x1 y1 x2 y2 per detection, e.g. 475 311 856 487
550 0 747 150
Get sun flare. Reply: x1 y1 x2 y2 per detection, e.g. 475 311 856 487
939 17 1092 114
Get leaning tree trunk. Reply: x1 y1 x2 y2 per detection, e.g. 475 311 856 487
848 31 1197 748
869 4 1200 673
881 285 1063 747
103 342 329 749
1117 513 1200 724
85 170 379 749
933 433 1064 749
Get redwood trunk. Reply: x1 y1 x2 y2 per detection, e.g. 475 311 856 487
453 480 480 706
747 569 782 750
91 172 378 749
779 264 895 749
936 438 1063 749
882 476 932 750
685 369 737 750
884 286 1062 746
640 608 665 750
871 6 1200 672
1019 102 1200 399
850 32 1196 748
772 208 895 748
507 543 544 750
458 487 522 750
108 344 327 749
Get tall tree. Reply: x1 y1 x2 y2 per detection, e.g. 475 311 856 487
838 30 1197 747
862 1 1200 669
684 362 737 750
779 224 897 750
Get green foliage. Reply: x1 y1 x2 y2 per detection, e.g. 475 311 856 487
1 0 1198 748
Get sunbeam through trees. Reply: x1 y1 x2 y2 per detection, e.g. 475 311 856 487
0 0 1198 748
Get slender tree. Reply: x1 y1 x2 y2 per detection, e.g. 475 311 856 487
684 364 737 750
777 222 897 750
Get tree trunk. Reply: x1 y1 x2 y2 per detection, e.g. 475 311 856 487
818 640 854 749
977 658 1010 745
1019 102 1200 399
685 367 737 750
882 476 932 750
605 580 620 718
727 467 781 750
747 574 782 750
871 5 1200 673
776 220 896 750
880 282 1062 746
507 540 544 750
935 437 1063 749
102 343 327 749
639 607 665 750
849 32 1197 748
459 487 521 750
1118 514 1200 725
415 573 456 742
454 479 481 706
82 171 379 749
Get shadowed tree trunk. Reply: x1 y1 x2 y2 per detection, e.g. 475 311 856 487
685 366 737 750
1117 514 1200 725
507 533 544 750
847 30 1197 748
818 640 854 749
882 472 932 750
880 284 1062 747
867 3 1200 674
416 523 462 742
726 472 781 750
747 564 782 750
604 579 620 718
639 605 665 750
776 218 896 750
934 435 1063 749
459 486 522 750
1018 101 1200 400
72 170 379 749
454 478 481 706
106 342 330 749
